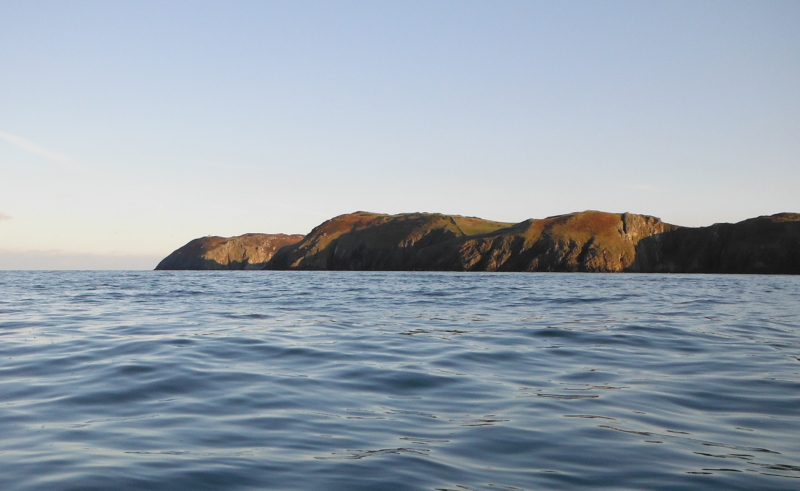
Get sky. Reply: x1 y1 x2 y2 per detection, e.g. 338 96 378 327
1 0 798 269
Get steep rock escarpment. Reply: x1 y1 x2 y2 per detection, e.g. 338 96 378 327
267 210 673 272
268 212 514 270
421 211 677 272
630 213 800 274
155 233 304 270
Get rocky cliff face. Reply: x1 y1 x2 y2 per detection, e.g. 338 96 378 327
426 211 678 272
630 213 800 274
268 212 514 270
267 210 678 272
155 233 304 270
156 211 800 274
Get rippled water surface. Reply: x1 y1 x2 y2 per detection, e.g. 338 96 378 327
1 271 799 490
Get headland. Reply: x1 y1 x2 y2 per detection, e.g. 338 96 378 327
156 211 800 274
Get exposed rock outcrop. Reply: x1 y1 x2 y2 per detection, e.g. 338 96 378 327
156 211 800 274
267 210 680 272
426 211 677 272
630 213 800 274
155 233 304 270
268 212 514 270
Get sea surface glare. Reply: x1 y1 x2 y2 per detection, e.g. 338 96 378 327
0 272 799 490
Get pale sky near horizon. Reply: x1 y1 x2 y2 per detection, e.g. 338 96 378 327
1 1 799 269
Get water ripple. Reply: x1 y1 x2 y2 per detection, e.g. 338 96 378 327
0 271 798 490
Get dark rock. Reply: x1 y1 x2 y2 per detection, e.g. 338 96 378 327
630 213 800 274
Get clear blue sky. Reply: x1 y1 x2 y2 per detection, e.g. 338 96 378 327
1 1 798 268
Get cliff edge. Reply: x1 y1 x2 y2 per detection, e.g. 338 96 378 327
631 213 800 274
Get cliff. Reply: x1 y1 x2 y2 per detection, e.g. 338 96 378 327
267 210 675 272
428 211 677 272
268 212 514 270
630 213 800 274
155 233 304 270
156 211 800 274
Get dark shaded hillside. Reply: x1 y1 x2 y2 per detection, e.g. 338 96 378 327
630 213 800 274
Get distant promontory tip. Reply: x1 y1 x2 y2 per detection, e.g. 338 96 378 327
155 211 800 274
155 233 304 270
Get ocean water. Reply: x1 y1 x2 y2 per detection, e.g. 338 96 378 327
1 272 799 491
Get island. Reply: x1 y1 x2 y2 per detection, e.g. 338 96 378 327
155 211 800 274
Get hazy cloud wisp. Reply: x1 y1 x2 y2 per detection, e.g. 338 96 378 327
0 131 84 171
0 213 11 221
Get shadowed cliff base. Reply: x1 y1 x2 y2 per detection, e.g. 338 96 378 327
155 211 800 274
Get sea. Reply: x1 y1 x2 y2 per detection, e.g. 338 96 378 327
1 271 799 490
